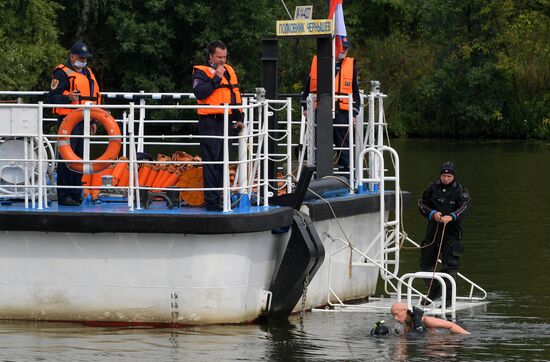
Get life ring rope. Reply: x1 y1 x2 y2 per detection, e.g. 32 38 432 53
57 108 121 174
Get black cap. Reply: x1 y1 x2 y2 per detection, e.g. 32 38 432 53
70 41 92 57
440 161 456 176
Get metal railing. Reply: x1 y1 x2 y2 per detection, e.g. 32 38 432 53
0 94 292 212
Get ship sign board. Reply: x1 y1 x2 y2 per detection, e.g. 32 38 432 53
294 6 313 20
276 19 333 37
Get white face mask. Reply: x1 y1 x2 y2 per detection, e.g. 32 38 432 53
74 60 87 68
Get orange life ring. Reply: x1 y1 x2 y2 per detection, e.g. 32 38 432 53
58 108 121 174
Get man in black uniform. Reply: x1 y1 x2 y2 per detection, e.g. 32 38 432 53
46 41 99 206
301 37 360 172
418 162 471 306
192 40 243 211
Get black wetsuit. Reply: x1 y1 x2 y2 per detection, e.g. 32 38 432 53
418 179 471 300
408 306 427 334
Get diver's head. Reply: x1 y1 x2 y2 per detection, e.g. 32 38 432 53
390 302 409 323
371 320 391 336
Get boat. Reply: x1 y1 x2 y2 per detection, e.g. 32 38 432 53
0 79 404 326
0 44 486 327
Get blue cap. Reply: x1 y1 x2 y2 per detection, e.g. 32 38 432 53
70 41 92 57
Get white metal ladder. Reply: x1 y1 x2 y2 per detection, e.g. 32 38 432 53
314 84 487 316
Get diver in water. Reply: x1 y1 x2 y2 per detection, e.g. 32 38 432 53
371 320 391 336
390 303 470 335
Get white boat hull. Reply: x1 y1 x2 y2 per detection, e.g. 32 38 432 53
0 230 287 325
292 211 386 311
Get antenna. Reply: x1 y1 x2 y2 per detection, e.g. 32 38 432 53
279 0 293 19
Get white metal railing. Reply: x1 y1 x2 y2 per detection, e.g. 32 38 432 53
0 93 291 212
402 236 488 303
357 146 401 281
398 272 456 317
299 82 487 315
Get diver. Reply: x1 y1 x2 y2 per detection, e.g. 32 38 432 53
390 303 470 335
371 320 391 336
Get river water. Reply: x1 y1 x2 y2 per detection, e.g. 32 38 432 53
0 139 548 361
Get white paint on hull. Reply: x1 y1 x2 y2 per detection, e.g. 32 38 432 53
0 210 387 324
297 211 388 311
0 230 287 324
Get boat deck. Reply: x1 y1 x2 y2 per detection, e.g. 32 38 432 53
0 197 295 234
312 296 489 316
0 197 273 215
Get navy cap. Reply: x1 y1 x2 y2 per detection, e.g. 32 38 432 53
440 161 456 176
70 41 92 57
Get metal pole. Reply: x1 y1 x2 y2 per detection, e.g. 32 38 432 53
138 91 145 152
368 94 376 191
237 98 248 196
263 102 269 206
37 102 44 209
315 36 334 177
261 38 278 190
223 104 230 211
286 97 292 194
83 102 91 174
122 111 127 158
128 102 137 210
347 94 354 193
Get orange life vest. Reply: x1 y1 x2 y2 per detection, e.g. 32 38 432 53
193 64 242 115
309 55 354 111
52 64 101 116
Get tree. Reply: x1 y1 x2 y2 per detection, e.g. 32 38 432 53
0 0 65 90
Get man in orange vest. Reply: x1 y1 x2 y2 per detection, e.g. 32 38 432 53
301 37 360 172
192 40 243 211
47 41 100 206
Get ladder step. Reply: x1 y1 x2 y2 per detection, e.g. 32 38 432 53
351 262 378 267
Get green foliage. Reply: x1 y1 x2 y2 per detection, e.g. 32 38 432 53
1 0 548 139
350 0 549 139
0 0 65 90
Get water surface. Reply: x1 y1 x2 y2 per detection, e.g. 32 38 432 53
0 139 548 361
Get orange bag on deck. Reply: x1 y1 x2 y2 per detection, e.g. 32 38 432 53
138 164 151 186
176 167 204 207
111 157 128 186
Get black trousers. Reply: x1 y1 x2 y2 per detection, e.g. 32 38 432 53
333 110 350 172
198 116 227 207
56 118 84 201
420 233 463 300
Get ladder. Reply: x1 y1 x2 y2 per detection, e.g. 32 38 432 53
314 83 487 316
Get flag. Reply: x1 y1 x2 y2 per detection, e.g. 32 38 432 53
328 0 347 57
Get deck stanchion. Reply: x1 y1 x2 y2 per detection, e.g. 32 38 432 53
286 97 292 194
263 102 269 206
223 104 230 212
83 102 91 174
37 102 44 209
128 102 137 210
138 91 145 153
347 94 354 193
